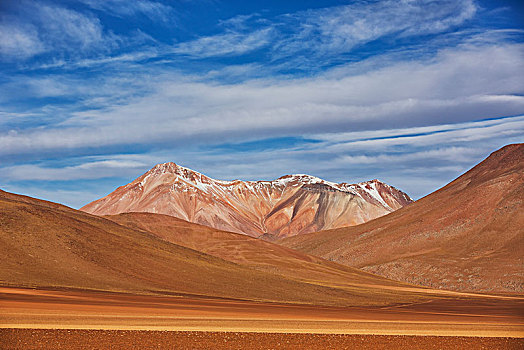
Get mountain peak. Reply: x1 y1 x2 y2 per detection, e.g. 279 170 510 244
146 162 212 185
274 174 333 186
82 162 413 238
151 162 197 175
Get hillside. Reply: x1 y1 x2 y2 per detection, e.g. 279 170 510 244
0 189 428 307
280 144 524 293
106 212 407 291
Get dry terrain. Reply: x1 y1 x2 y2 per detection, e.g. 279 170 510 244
1 188 445 307
82 163 411 239
4 329 524 350
281 144 524 292
2 329 523 350
2 192 523 348
105 212 415 290
1 286 523 336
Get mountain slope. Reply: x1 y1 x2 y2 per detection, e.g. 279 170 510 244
81 163 412 239
0 189 431 307
105 212 407 291
280 144 524 293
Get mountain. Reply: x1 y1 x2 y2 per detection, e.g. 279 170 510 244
81 163 412 239
0 189 432 307
280 144 524 293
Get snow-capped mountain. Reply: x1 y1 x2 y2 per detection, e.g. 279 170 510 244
81 162 412 239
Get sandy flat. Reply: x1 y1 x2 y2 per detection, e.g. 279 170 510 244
2 329 524 350
1 287 523 338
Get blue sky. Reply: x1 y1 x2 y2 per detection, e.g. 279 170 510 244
1 0 523 208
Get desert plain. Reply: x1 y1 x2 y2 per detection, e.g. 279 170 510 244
1 284 523 349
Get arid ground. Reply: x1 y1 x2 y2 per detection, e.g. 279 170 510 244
2 329 523 350
1 286 523 349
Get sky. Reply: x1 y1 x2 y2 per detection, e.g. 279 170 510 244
1 0 523 209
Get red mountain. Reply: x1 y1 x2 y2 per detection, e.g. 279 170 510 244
81 163 412 239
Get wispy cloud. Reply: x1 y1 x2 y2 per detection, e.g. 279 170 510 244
172 28 273 58
0 0 113 61
0 21 44 59
0 0 155 63
3 40 523 158
190 115 524 198
35 3 107 51
2 114 522 207
3 159 147 181
0 0 493 70
272 0 477 61
166 0 479 63
77 0 175 22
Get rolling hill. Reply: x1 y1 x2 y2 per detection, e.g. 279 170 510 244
105 212 408 291
0 189 431 307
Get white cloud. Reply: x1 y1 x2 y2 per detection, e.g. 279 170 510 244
0 21 44 59
36 4 106 52
0 0 124 61
3 160 147 181
165 0 478 62
3 116 522 193
273 0 477 59
77 0 174 22
172 28 273 57
1 42 523 157
2 0 523 208
312 116 524 153
218 14 258 30
32 49 159 70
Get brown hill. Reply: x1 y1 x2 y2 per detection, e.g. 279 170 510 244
0 189 434 307
280 144 524 293
105 212 407 290
81 163 412 239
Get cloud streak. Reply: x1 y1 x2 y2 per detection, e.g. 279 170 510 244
0 20 44 59
1 41 523 158
272 0 477 62
0 0 152 62
172 28 273 57
77 0 174 22
1 109 522 207
3 160 147 181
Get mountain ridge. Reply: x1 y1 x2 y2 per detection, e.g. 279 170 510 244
81 162 412 238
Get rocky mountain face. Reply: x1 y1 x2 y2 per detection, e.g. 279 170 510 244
81 163 412 239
